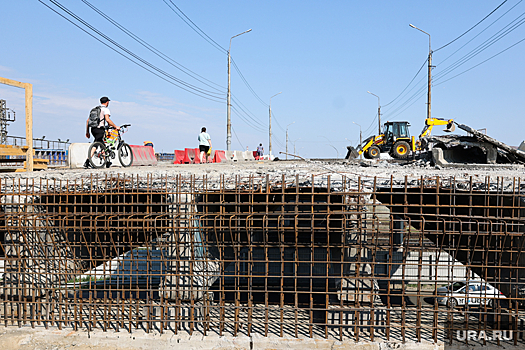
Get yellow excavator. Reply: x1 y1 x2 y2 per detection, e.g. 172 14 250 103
346 117 455 159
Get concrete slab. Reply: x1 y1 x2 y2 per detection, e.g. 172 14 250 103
0 326 450 350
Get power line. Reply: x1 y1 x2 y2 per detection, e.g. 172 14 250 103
162 0 227 54
435 34 525 86
82 0 226 95
384 1 522 123
40 0 225 102
435 9 525 82
384 82 427 119
231 107 266 133
230 95 266 128
231 59 267 106
436 1 522 68
434 0 509 52
269 110 286 133
231 126 245 150
388 88 427 121
383 58 427 108
161 1 272 137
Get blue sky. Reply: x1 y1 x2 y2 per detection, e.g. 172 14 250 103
1 1 524 157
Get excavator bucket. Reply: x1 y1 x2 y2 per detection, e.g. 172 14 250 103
444 121 455 133
345 145 359 160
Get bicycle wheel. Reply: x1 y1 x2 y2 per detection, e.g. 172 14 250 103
118 143 133 167
88 141 107 168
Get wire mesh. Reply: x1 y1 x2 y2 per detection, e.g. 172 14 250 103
0 173 523 346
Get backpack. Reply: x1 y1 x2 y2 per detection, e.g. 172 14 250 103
88 106 102 128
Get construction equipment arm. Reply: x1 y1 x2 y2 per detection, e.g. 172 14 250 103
419 118 455 139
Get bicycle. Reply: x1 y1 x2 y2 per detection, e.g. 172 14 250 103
88 124 133 168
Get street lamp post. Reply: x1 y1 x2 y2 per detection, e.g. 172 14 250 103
285 121 295 160
409 24 432 121
227 29 252 151
367 91 381 135
293 138 301 155
269 92 281 157
353 121 362 159
319 136 339 159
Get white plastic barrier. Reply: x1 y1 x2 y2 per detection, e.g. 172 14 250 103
234 150 245 161
68 142 126 168
225 150 236 161
244 150 254 161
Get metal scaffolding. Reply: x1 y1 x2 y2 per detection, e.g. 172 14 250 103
0 174 523 346
0 99 15 145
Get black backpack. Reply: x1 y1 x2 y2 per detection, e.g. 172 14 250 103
88 106 102 128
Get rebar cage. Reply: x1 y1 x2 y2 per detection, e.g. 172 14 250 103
0 173 523 346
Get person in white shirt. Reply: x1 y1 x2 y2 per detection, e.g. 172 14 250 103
198 127 212 163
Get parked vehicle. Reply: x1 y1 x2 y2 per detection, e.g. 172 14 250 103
436 281 506 308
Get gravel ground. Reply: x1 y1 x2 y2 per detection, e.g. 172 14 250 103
2 159 524 183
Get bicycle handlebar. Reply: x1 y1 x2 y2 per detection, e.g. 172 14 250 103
106 124 131 130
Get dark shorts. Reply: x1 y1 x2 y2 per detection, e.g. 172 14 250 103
199 145 210 153
91 127 105 142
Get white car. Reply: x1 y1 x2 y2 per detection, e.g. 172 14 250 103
436 281 506 308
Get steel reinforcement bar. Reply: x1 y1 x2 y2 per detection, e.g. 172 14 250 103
0 174 523 346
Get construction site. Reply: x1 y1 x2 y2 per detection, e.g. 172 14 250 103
0 70 524 350
0 138 524 350
2 2 525 348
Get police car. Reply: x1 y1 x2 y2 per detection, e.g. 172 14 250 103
436 281 506 308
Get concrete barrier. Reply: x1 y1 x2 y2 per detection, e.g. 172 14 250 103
69 142 130 168
432 143 497 168
130 145 157 166
68 143 91 168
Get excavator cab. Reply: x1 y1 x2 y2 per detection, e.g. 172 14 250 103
383 121 410 146
382 121 413 158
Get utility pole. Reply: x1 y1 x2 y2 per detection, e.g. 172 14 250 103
293 138 300 155
427 46 432 121
269 92 281 157
410 24 432 121
285 130 288 159
227 29 251 151
285 121 295 160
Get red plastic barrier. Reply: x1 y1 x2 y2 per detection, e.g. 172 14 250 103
252 151 262 160
130 145 157 166
174 150 185 164
182 148 194 164
193 148 201 164
213 150 226 163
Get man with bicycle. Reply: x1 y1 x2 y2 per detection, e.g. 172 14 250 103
84 96 120 168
